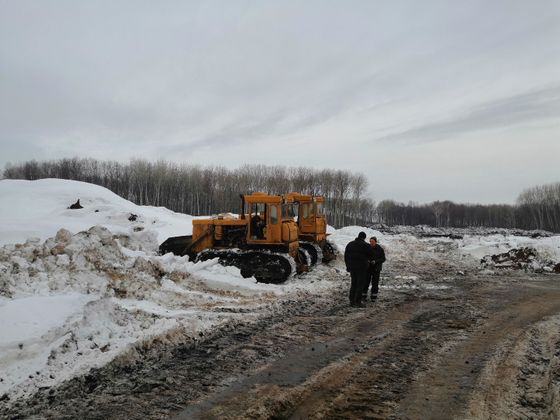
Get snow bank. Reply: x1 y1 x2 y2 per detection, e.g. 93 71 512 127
0 178 194 246
328 225 428 266
328 226 385 253
458 234 560 264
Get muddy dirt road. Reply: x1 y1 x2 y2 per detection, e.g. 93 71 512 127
2 245 560 419
177 275 560 420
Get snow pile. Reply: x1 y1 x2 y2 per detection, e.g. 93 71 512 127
328 226 384 252
480 247 560 273
458 233 560 265
362 224 560 270
328 225 457 270
0 178 194 247
0 224 292 400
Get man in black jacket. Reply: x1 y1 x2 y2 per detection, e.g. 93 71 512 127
344 231 375 307
363 236 386 301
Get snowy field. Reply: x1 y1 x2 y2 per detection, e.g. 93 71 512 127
1 179 559 401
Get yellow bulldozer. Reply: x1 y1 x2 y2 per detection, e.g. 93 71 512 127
159 192 308 283
288 193 337 264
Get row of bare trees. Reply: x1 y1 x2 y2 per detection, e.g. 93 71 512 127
3 159 558 232
2 158 376 228
376 200 518 228
376 182 560 232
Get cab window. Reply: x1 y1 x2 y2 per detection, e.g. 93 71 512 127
317 202 325 216
250 203 266 239
250 203 266 216
270 205 278 224
282 203 297 219
302 204 308 219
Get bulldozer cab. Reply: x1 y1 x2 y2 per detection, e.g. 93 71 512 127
288 193 328 242
242 193 298 248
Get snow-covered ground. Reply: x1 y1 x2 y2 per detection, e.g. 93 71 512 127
0 179 341 400
370 224 560 267
1 179 559 402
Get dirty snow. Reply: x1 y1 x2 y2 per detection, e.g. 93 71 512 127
458 233 560 262
0 224 305 400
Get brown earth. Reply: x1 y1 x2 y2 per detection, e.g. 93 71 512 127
2 244 559 419
177 275 560 420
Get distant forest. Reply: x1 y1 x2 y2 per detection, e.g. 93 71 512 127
2 158 559 232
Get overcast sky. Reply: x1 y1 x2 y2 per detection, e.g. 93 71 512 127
1 0 559 204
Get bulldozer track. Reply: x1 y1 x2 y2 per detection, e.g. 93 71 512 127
196 248 296 284
299 242 322 266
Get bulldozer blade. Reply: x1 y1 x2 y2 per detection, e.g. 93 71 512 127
159 235 193 257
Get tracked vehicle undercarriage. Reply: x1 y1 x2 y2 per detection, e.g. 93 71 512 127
196 248 297 283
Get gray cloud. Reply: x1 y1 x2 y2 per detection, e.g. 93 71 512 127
182 71 385 151
375 85 560 144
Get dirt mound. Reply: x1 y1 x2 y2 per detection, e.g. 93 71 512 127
68 199 83 209
481 247 560 273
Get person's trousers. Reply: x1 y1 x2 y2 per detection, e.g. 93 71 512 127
363 269 381 296
349 269 367 304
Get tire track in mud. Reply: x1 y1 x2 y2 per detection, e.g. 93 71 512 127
178 296 477 419
462 298 560 419
396 283 560 420
177 278 560 420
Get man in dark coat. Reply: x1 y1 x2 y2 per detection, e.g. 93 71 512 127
363 236 386 301
344 231 375 307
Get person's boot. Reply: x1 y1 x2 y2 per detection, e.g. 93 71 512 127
370 293 378 301
351 300 365 308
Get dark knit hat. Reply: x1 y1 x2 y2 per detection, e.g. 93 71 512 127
358 231 366 240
